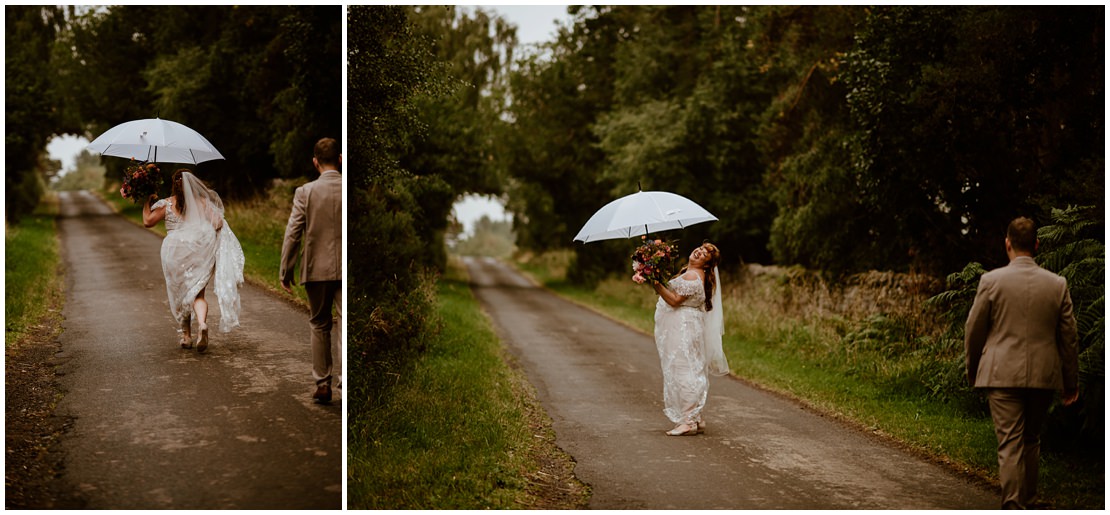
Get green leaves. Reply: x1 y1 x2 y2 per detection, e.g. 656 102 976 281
931 205 1104 446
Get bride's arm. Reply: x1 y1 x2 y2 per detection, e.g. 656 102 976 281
653 281 688 307
143 195 165 228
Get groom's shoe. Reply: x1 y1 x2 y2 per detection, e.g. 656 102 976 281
313 384 332 404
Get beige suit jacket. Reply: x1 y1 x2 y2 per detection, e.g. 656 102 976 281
965 256 1078 390
280 170 342 285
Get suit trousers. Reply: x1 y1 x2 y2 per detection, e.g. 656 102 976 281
987 388 1054 509
305 280 341 387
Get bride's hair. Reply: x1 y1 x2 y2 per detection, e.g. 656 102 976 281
701 243 721 311
171 170 188 217
674 242 722 311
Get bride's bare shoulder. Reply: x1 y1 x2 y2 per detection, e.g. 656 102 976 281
681 270 702 281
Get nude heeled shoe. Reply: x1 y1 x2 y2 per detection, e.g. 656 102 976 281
666 422 699 436
196 324 209 353
180 316 193 349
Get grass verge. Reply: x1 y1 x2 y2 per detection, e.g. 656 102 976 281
515 251 1102 510
5 195 63 346
4 194 74 508
347 258 587 509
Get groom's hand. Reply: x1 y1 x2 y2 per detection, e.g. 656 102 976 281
281 279 294 294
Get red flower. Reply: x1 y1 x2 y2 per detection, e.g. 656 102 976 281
630 238 676 285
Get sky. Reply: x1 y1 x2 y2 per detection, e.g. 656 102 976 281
46 5 571 233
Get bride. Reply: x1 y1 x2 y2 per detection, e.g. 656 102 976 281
650 242 729 436
143 170 244 352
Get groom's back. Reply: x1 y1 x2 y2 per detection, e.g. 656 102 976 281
296 171 342 283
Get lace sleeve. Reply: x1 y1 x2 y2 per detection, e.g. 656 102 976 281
672 278 703 297
152 198 168 210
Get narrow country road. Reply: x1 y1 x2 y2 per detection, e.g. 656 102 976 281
49 191 341 509
464 256 998 509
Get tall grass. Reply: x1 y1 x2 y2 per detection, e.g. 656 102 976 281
516 250 1102 509
221 178 309 306
348 259 556 509
5 195 62 346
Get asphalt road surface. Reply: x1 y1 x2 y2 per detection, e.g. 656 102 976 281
49 191 341 509
464 256 998 509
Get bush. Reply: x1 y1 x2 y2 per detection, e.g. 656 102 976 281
928 206 1104 451
347 176 439 423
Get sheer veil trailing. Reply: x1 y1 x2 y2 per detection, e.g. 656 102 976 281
704 266 729 376
162 172 244 333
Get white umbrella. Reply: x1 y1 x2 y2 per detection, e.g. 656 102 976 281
86 118 225 164
573 190 718 243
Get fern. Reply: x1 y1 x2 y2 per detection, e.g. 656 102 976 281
926 261 985 336
930 206 1104 445
1037 205 1104 445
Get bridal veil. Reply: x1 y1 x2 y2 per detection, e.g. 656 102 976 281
704 266 729 376
161 171 244 333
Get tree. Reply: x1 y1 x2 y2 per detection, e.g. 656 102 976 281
47 6 341 198
504 6 632 284
400 6 518 271
6 6 65 222
839 6 1104 275
504 6 1102 280
928 205 1104 448
347 5 449 393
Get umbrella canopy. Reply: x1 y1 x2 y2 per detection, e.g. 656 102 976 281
573 190 718 243
86 118 225 164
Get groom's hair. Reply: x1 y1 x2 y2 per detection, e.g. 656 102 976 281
1007 217 1037 253
314 138 339 167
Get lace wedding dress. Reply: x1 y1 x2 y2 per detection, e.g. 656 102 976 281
154 172 244 333
653 270 730 427
654 275 710 426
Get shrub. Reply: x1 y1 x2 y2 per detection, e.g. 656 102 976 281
928 206 1104 450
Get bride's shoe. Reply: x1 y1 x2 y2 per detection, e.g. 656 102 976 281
696 419 706 434
180 316 193 349
197 324 209 353
666 422 698 436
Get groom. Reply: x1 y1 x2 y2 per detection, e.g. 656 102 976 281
281 137 343 404
964 216 1079 509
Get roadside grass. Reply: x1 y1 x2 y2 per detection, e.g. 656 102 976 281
347 258 580 509
515 250 1102 510
97 180 309 307
5 195 63 346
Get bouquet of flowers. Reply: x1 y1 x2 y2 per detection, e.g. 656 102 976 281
631 236 677 284
119 160 163 204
